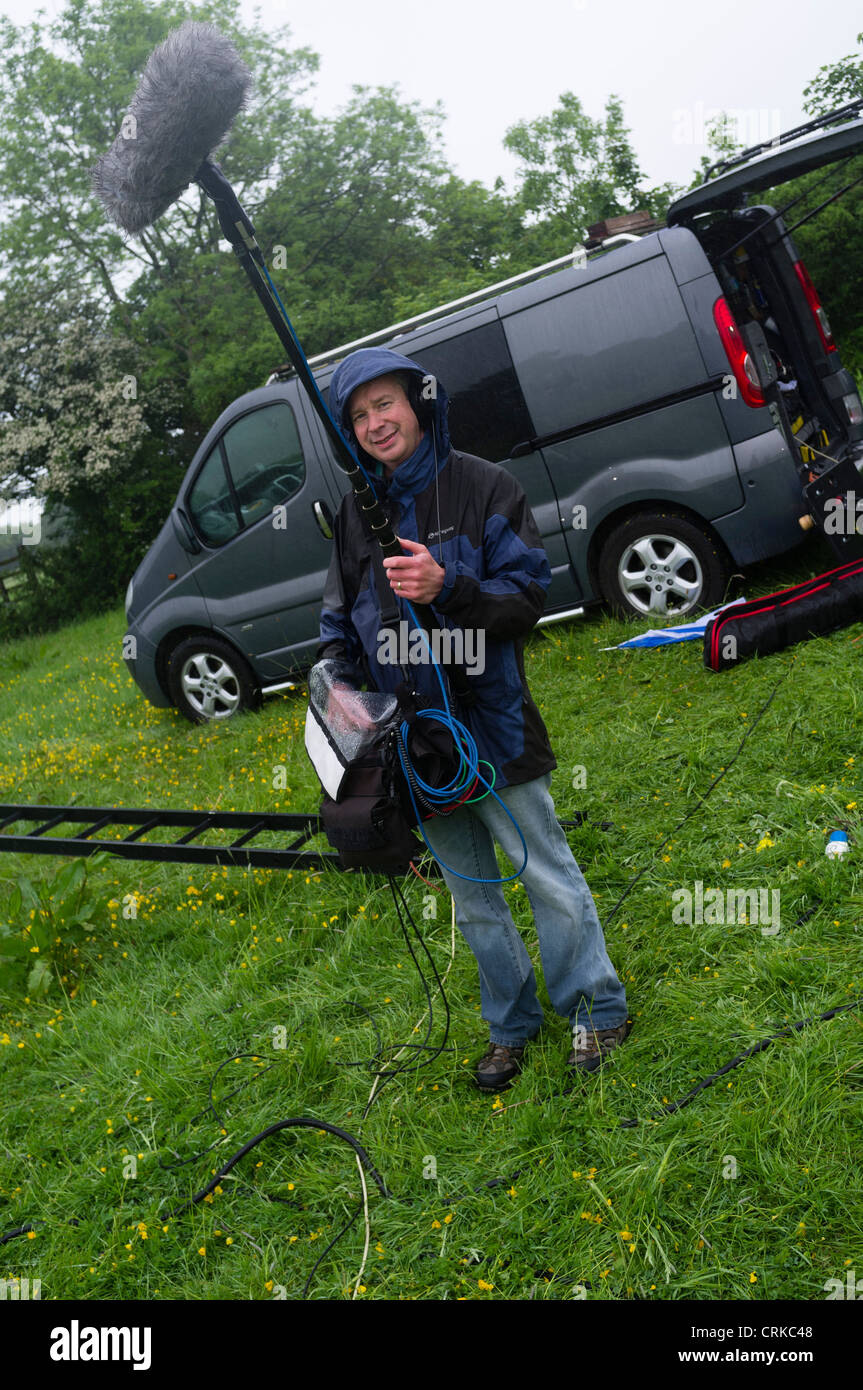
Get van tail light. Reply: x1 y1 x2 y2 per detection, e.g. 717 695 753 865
713 297 765 407
843 390 863 426
793 260 836 353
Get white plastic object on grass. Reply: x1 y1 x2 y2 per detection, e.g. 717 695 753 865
825 830 850 859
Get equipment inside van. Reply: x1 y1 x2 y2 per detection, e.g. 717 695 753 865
122 98 863 721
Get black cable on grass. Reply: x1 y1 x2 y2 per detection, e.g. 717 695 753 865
616 992 863 1127
489 970 858 1134
158 1116 390 1223
486 895 858 1126
0 1108 389 1287
362 875 453 1085
156 1113 389 1301
301 1202 366 1299
438 1169 527 1208
158 1050 279 1173
153 876 451 1282
285 878 454 1093
146 877 452 1286
331 1001 386 1066
467 985 863 1201
601 661 794 932
0 1221 43 1246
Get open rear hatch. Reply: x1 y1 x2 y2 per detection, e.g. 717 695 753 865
667 100 863 555
668 100 863 219
667 101 863 472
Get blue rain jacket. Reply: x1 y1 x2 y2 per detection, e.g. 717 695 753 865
318 348 556 789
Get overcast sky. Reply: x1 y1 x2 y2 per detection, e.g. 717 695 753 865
1 0 862 195
270 0 863 191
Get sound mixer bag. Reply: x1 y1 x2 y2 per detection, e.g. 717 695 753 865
319 732 421 873
304 663 465 873
304 661 423 872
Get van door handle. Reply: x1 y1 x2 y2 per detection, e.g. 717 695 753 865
313 499 334 539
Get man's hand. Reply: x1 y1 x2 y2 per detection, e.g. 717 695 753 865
383 537 445 604
326 682 377 732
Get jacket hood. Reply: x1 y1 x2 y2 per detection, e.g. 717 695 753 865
328 347 451 486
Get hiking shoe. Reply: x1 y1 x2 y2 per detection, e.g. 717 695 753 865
568 1019 631 1073
475 1042 526 1091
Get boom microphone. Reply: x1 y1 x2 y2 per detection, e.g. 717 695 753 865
91 21 251 235
91 20 477 706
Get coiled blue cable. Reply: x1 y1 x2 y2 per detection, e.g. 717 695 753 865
396 599 528 884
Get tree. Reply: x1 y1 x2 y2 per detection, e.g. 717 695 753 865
690 112 748 185
0 291 147 503
803 31 863 112
502 92 666 258
505 93 642 223
0 280 184 628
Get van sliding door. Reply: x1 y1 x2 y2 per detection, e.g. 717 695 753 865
500 248 744 599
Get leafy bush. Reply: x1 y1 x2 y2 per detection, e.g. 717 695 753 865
0 855 111 997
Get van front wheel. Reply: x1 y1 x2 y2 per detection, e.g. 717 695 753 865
597 513 730 620
166 636 262 723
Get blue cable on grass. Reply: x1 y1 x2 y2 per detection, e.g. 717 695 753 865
396 599 528 884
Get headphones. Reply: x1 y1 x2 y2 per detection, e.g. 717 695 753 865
405 372 437 431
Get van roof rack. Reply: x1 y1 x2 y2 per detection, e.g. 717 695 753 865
265 233 648 383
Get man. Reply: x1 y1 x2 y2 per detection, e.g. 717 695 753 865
317 346 629 1090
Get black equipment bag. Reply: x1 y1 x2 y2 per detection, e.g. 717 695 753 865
704 556 863 671
318 693 465 873
319 726 421 873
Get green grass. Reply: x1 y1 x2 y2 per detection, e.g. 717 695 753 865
1 536 862 1301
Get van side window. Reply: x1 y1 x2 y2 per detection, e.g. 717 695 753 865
411 321 535 463
188 403 306 547
188 446 241 547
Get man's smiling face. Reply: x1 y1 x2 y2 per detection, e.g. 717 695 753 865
348 374 422 472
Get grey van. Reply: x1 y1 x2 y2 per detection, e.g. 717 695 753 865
124 102 863 721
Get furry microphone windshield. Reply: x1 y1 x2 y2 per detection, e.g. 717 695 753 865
91 20 251 235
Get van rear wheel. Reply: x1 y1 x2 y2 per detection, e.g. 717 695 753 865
167 636 261 723
598 512 730 620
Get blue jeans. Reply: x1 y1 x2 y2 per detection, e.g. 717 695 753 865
421 772 628 1046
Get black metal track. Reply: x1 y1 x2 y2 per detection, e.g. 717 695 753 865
0 803 607 874
0 803 339 871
